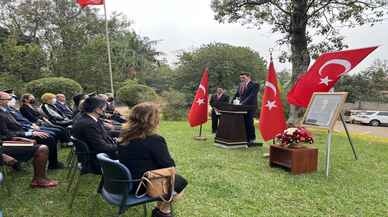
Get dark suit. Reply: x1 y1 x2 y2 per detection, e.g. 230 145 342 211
20 104 42 123
55 101 73 118
72 113 118 174
41 103 72 127
209 93 230 133
0 108 59 166
234 81 260 142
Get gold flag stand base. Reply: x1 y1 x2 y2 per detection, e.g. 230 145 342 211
194 136 207 141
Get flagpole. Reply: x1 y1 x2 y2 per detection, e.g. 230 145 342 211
104 0 114 96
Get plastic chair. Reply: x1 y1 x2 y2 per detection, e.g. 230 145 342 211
96 153 160 217
67 137 100 208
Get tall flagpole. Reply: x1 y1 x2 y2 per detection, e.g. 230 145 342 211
103 0 114 96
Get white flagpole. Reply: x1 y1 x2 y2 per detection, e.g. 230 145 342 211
103 0 114 96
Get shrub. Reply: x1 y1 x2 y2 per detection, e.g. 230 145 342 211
117 84 158 107
0 74 25 96
25 77 83 101
161 90 188 121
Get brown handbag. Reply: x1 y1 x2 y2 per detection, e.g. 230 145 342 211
135 167 176 202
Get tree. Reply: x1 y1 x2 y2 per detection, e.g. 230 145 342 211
211 0 387 123
0 36 46 82
336 59 388 106
0 0 162 93
175 42 266 105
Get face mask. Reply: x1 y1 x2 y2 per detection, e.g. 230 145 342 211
51 99 57 105
8 98 16 107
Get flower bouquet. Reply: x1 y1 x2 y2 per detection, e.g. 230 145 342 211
275 127 314 148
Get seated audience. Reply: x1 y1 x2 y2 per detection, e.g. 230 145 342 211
55 93 73 118
71 96 118 174
8 94 68 143
0 92 63 170
41 93 72 127
118 102 187 217
99 93 127 123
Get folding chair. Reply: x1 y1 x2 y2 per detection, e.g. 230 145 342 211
96 153 161 217
67 137 100 208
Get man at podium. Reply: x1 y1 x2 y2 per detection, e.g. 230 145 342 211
233 72 260 145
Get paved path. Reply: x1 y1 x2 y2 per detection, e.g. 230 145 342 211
334 122 388 138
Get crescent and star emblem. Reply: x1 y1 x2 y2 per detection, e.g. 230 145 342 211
198 84 206 94
318 59 352 77
317 59 352 86
265 81 277 96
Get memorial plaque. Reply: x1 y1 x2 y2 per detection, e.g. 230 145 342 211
302 92 348 130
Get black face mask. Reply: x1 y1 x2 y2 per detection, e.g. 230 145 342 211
97 108 106 118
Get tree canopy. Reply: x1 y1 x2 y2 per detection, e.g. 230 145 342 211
211 0 388 122
0 0 163 93
174 42 266 104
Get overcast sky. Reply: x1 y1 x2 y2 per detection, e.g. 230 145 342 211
106 0 388 74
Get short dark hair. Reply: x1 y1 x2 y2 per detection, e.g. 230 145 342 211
73 94 86 107
240 72 251 77
82 97 106 113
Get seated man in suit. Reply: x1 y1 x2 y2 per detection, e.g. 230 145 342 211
72 96 118 174
233 72 260 146
55 93 73 118
209 87 230 133
0 92 64 170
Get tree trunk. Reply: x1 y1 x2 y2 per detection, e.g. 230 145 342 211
288 0 310 125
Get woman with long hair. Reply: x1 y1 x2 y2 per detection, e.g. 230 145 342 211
118 102 187 217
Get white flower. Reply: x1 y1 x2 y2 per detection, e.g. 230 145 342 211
285 128 298 135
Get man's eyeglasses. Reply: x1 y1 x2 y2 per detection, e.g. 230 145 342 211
0 98 12 101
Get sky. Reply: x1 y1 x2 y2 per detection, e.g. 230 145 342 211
106 0 388 74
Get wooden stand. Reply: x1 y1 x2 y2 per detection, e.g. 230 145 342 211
269 145 318 175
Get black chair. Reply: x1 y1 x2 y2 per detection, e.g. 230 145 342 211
67 137 100 208
96 153 160 217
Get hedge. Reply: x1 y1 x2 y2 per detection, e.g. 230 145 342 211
117 84 158 107
25 77 83 101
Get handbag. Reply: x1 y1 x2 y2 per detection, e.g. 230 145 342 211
135 167 176 202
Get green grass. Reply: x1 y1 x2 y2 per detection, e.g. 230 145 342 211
1 121 388 217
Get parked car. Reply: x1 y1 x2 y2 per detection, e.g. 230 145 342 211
353 111 388 126
343 110 363 123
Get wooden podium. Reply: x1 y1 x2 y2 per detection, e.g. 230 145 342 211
214 104 256 149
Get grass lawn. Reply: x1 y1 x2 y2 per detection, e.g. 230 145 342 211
1 121 388 217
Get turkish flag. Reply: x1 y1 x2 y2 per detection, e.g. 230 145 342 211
76 0 104 8
188 68 209 127
287 46 378 107
259 61 287 141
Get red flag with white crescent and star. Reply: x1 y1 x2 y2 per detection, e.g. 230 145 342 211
259 60 287 141
188 68 209 127
76 0 104 8
287 46 378 108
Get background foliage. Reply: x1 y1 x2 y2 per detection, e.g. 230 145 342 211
116 84 159 107
25 77 83 100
